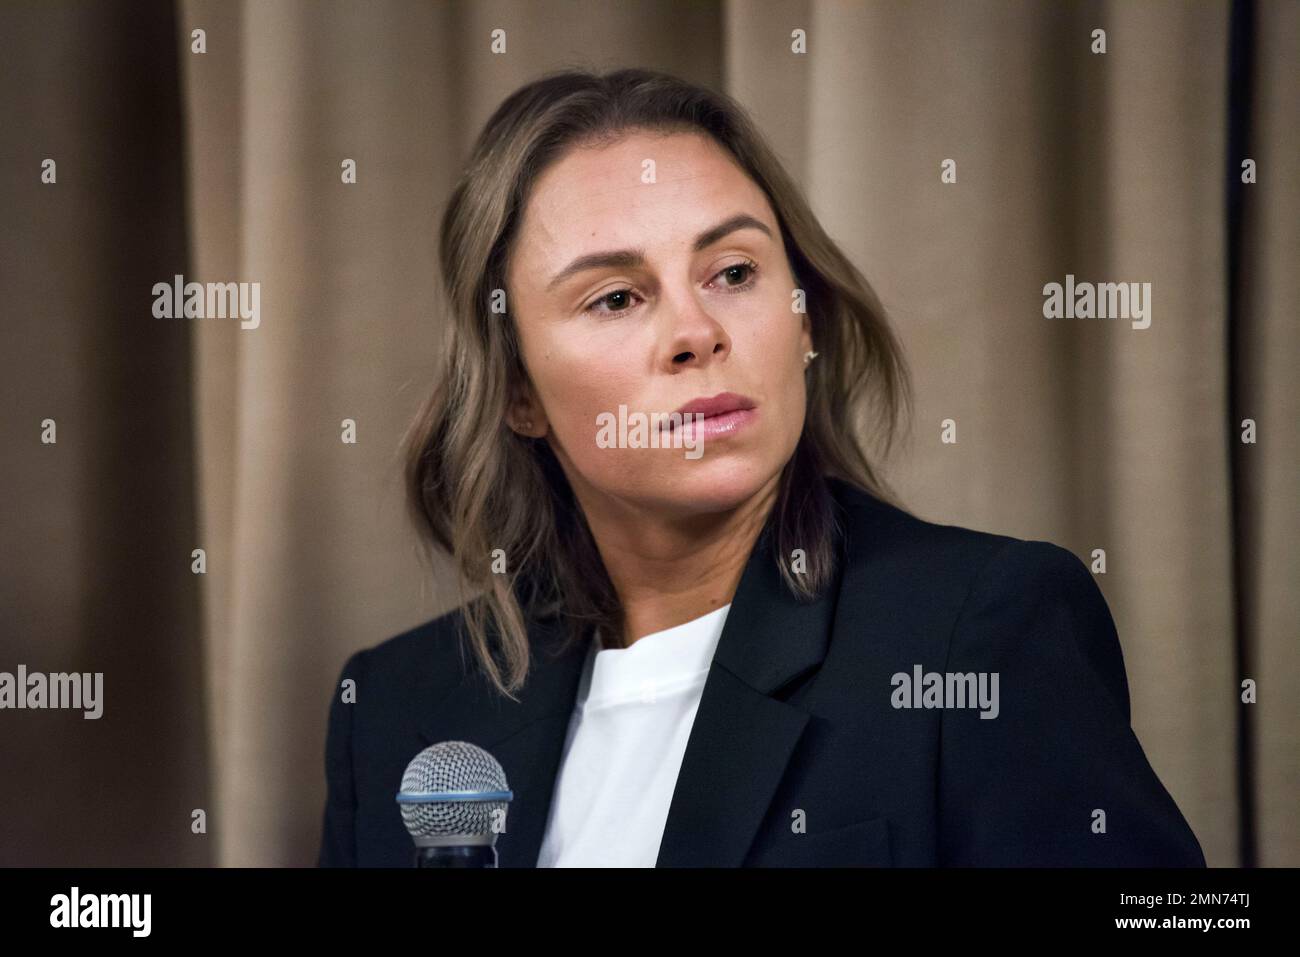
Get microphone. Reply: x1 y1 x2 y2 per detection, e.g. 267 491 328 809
396 741 513 868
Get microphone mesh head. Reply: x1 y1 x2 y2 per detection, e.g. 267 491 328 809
398 741 511 843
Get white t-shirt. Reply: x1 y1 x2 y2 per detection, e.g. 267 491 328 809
536 603 732 867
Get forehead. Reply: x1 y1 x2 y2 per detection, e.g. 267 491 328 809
512 130 772 269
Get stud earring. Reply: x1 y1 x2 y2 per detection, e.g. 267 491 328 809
803 350 819 365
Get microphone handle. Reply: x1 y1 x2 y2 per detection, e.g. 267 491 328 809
415 845 499 868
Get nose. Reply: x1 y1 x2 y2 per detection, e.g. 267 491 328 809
660 288 731 371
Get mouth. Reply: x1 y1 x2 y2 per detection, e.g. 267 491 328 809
660 391 758 438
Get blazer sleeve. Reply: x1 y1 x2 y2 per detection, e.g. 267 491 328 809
937 539 1205 866
317 649 366 867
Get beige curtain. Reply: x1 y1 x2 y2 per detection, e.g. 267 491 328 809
0 0 1294 868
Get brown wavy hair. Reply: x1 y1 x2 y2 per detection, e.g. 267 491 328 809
403 67 913 700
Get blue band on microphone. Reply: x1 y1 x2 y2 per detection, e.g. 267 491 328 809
396 790 514 803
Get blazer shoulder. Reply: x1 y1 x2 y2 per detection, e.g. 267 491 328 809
826 479 1104 647
829 477 1031 576
342 605 474 705
838 476 1135 745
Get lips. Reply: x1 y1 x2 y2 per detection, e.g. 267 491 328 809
661 391 757 433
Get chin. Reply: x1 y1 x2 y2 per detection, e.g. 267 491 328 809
651 458 778 514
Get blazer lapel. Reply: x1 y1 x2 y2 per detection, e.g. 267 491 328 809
655 521 842 866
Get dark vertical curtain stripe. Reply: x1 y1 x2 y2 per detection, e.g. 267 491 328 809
1225 0 1257 870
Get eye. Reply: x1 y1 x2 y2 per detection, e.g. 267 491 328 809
584 287 643 317
710 259 759 291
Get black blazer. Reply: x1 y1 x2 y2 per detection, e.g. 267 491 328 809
317 478 1205 867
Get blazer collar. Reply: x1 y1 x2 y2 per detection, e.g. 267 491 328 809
418 483 849 867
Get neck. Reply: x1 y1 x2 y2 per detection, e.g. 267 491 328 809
571 471 781 650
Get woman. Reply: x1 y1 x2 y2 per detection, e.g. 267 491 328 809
317 67 1204 868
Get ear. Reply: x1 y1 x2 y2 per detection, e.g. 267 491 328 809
505 376 548 438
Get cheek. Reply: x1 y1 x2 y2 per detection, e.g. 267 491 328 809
750 310 808 434
743 284 802 350
748 306 803 370
533 347 633 450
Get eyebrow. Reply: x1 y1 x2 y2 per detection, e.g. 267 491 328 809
545 213 774 292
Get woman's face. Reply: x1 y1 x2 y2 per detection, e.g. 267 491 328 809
504 129 812 518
